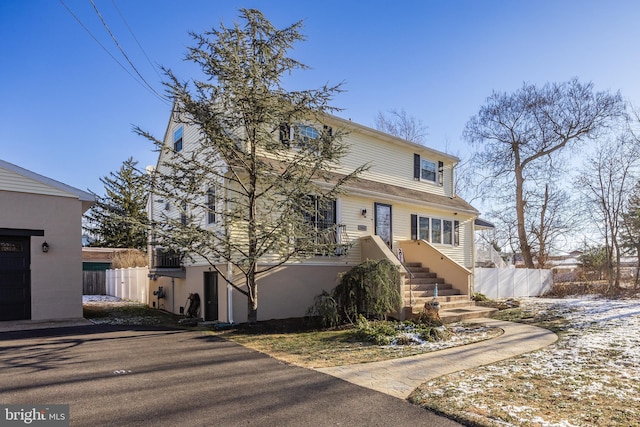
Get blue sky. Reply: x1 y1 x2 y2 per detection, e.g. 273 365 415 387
2 0 640 198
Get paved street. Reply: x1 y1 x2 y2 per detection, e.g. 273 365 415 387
0 325 461 426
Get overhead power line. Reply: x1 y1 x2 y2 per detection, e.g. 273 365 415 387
111 0 164 81
58 0 169 105
89 0 167 102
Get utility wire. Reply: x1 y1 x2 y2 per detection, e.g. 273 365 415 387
89 0 167 103
111 0 164 81
58 0 169 105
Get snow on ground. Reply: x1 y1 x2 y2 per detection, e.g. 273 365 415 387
413 297 640 426
83 295 124 303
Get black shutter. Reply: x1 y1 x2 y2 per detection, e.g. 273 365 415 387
279 123 290 146
414 154 420 180
438 161 444 186
411 214 418 240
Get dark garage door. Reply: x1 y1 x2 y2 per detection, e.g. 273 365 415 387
0 236 31 320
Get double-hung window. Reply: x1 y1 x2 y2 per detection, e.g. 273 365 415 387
180 201 188 225
206 186 216 225
418 216 430 240
413 154 443 185
421 159 437 182
173 127 183 152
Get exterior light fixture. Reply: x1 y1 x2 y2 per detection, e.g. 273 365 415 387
361 209 367 217
42 241 49 253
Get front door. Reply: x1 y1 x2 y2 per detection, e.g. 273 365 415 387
203 272 218 322
374 203 392 248
0 236 31 320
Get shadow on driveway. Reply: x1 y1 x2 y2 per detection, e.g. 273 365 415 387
0 325 461 426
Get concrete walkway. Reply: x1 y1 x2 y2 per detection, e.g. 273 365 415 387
315 318 558 399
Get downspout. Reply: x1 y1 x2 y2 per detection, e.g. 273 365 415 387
471 219 476 297
451 160 457 198
225 176 234 324
227 262 234 324
172 277 175 314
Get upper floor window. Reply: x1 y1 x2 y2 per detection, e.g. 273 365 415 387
280 123 331 150
414 154 443 185
296 125 319 147
421 159 436 182
180 201 188 225
173 127 183 152
206 186 216 225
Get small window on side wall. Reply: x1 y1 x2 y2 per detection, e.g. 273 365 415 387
173 127 183 152
206 187 216 225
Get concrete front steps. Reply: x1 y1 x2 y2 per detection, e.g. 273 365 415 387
402 263 497 323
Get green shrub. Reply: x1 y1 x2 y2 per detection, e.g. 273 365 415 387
307 258 402 327
306 291 340 328
333 259 402 323
418 326 451 342
353 315 396 345
353 316 451 346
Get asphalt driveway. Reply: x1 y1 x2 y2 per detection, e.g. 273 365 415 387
0 325 461 426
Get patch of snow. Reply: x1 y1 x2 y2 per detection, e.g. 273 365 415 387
83 295 124 303
416 296 640 426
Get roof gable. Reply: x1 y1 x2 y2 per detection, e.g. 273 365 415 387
0 159 95 211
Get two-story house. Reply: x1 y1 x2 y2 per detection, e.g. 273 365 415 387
148 112 483 323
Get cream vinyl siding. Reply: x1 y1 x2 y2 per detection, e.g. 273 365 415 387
358 197 473 268
334 132 454 198
0 167 79 199
152 114 474 269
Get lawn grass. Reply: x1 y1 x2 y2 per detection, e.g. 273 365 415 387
211 321 503 368
83 302 183 327
409 297 640 426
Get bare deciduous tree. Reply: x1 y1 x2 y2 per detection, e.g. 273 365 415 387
575 134 640 292
374 108 428 144
465 79 625 268
622 180 640 287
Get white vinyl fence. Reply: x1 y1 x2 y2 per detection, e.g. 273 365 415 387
474 267 553 299
106 267 149 304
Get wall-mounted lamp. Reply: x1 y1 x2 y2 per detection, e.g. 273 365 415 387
41 241 49 253
361 209 367 217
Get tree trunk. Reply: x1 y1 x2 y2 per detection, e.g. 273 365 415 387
515 164 535 268
635 246 640 290
246 263 259 323
613 239 621 291
536 184 549 269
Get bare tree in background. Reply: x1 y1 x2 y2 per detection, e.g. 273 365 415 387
622 180 640 288
374 108 428 144
464 79 625 268
575 133 640 292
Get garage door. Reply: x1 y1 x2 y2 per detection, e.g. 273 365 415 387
0 236 31 321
